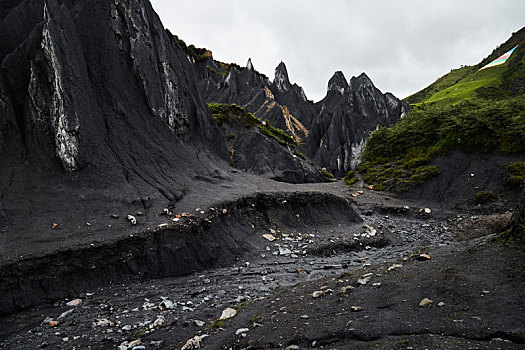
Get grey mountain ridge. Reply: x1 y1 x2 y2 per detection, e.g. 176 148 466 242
195 56 409 177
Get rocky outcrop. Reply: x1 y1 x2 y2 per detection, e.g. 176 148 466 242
211 104 324 183
0 0 227 256
195 56 408 177
308 72 409 176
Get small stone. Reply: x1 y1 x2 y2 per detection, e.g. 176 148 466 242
66 298 82 307
111 214 119 219
279 247 292 255
364 225 376 236
219 307 237 320
418 253 431 260
128 340 141 347
285 346 300 350
132 347 145 350
301 315 309 319
158 223 169 228
48 321 58 328
122 324 132 331
58 309 74 319
372 282 382 287
262 234 276 241
52 223 58 228
127 215 137 225
340 286 354 294
181 335 207 350
153 315 165 327
350 306 362 312
194 320 205 327
482 290 490 295
312 290 325 298
419 298 433 307
388 264 403 271
357 277 371 285
269 228 276 234
235 328 249 335
424 208 432 214
437 302 446 307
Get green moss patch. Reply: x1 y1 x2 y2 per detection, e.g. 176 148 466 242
344 170 358 186
505 161 525 186
473 191 497 205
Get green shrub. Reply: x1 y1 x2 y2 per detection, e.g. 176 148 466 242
505 161 525 185
473 191 497 205
344 170 358 185
321 168 334 179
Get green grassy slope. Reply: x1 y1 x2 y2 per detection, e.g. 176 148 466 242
407 27 525 107
361 27 525 193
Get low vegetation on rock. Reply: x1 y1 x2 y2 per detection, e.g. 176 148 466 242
208 103 296 146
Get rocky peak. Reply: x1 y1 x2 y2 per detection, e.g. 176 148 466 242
246 58 254 71
327 71 348 95
274 61 290 91
349 72 374 90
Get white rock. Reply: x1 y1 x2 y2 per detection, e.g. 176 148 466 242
235 328 249 335
66 298 82 307
269 228 276 234
153 316 165 327
357 277 371 285
127 215 137 225
194 320 205 327
262 234 276 241
312 290 325 298
181 335 208 350
160 299 174 309
219 307 237 320
364 225 377 236
424 208 432 214
279 247 292 255
122 325 132 331
97 318 111 327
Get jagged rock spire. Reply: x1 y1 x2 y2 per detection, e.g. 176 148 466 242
327 71 348 95
274 61 290 91
246 58 254 70
350 72 374 90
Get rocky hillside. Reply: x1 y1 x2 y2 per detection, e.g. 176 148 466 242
360 27 525 206
406 27 525 106
185 42 408 177
0 0 229 260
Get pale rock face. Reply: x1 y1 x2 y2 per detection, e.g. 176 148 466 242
30 2 80 172
350 139 366 170
274 62 290 92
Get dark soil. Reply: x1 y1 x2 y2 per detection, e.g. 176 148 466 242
1 180 523 350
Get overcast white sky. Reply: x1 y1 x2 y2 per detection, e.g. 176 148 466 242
150 0 524 102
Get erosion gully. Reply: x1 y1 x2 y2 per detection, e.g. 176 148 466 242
0 190 454 349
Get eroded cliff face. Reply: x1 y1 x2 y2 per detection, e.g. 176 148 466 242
309 72 409 177
195 57 408 177
0 0 227 254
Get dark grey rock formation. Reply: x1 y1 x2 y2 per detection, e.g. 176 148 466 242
308 72 409 177
213 107 324 183
195 57 408 177
0 0 227 254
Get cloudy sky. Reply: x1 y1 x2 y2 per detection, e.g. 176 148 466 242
150 0 524 102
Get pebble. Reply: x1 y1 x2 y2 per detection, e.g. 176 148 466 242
357 277 371 285
437 302 446 307
262 234 276 241
285 346 300 350
350 306 362 312
66 298 82 307
194 320 205 327
419 298 433 307
127 215 137 225
235 328 249 335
